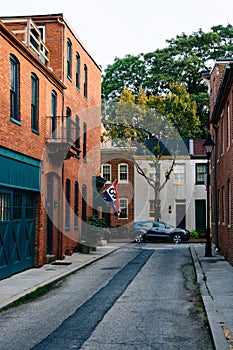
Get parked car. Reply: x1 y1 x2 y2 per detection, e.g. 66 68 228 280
131 220 190 244
129 220 156 240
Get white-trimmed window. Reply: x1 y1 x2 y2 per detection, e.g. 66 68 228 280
174 164 185 184
119 198 128 218
118 163 128 183
196 163 206 185
101 164 111 183
149 200 155 218
149 163 156 181
221 113 224 155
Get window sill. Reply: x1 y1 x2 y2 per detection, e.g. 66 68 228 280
10 117 21 126
32 129 39 135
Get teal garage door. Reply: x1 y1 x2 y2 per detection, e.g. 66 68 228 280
0 189 36 280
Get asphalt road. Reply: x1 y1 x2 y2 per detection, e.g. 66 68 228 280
0 244 214 350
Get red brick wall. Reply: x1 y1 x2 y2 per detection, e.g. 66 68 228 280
0 15 102 265
101 151 134 230
209 61 233 265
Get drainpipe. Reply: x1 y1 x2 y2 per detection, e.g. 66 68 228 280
213 126 218 251
57 16 66 258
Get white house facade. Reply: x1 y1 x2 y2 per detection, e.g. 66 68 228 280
134 140 207 235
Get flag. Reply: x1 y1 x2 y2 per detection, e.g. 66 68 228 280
112 180 120 213
103 180 120 216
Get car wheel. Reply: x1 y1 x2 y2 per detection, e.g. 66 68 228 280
135 235 143 243
173 234 182 244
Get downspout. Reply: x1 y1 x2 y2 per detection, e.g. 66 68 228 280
213 125 218 251
58 16 66 258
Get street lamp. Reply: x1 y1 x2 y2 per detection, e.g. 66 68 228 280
203 134 215 257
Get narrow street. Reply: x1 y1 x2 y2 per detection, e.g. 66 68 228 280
0 244 213 350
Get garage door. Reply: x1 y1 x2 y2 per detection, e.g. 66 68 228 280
0 189 36 280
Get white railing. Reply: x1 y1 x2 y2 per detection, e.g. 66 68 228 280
2 18 49 65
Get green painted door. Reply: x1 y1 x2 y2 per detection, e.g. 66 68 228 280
0 189 36 280
195 200 206 235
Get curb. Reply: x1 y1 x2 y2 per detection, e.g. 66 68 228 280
190 246 229 350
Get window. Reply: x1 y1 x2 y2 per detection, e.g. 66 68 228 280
217 189 220 224
119 198 128 218
13 193 22 219
174 164 185 184
228 180 231 228
10 54 20 122
84 64 88 98
65 179 70 230
67 39 72 79
66 107 71 141
74 182 79 229
0 193 11 221
149 163 156 181
227 102 230 149
75 115 80 148
25 194 35 219
222 186 225 224
149 200 155 218
82 185 87 223
221 113 224 155
76 53 80 90
31 73 39 132
51 90 57 138
101 164 111 182
196 163 206 185
83 122 87 163
119 163 128 183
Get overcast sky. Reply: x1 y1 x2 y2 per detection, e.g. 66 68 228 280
1 0 233 70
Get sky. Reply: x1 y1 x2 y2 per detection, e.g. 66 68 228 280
1 0 233 70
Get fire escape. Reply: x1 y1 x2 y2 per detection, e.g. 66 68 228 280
46 115 81 163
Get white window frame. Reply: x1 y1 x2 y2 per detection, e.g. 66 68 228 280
149 163 156 182
174 163 185 184
101 164 111 183
149 200 155 218
119 198 128 219
118 163 128 183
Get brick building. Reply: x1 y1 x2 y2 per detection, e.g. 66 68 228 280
206 58 233 264
0 14 101 279
100 146 134 234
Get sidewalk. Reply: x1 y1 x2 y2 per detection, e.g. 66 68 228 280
0 242 233 350
191 243 233 350
0 243 122 311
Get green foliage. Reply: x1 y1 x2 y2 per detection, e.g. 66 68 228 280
82 216 106 246
102 24 233 138
190 230 200 239
88 215 106 228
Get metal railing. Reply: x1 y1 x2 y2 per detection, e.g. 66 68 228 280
46 115 80 147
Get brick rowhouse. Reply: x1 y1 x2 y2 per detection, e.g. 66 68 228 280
207 59 233 265
0 14 101 277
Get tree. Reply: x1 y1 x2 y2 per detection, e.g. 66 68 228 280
102 54 146 101
102 88 190 220
102 24 233 137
